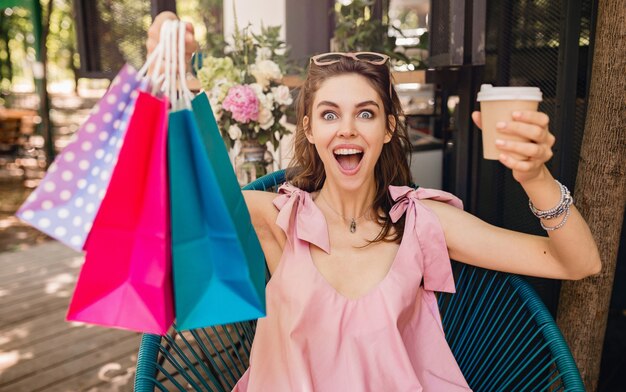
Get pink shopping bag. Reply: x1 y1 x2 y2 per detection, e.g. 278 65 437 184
66 90 173 334
17 65 144 251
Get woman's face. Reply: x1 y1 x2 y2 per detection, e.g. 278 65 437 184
305 73 392 191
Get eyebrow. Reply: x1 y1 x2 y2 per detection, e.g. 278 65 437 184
316 100 380 109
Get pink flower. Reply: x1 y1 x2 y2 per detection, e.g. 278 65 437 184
222 85 259 123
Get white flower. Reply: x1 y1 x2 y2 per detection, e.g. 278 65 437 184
250 83 274 110
256 47 273 62
208 95 223 121
271 85 292 106
249 60 282 88
249 83 264 97
210 79 233 101
228 124 242 140
258 108 275 130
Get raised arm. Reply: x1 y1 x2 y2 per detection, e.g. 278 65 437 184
426 110 601 280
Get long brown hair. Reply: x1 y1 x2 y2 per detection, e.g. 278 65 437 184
287 56 413 243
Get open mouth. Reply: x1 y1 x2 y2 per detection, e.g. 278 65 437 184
333 148 364 171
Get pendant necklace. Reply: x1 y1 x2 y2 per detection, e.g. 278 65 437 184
318 191 372 233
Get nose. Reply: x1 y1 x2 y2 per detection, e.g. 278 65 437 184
337 117 357 138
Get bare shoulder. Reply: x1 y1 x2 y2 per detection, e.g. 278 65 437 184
418 197 479 236
420 198 466 220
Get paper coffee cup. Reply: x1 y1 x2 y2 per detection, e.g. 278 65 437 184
476 84 543 160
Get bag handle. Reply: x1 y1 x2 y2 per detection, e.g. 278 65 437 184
177 22 194 109
157 19 194 110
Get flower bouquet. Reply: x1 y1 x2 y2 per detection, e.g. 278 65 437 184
196 25 294 184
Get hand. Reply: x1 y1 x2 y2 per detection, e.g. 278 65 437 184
146 11 198 67
472 110 556 184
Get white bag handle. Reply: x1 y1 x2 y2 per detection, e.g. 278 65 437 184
135 19 195 108
177 22 194 109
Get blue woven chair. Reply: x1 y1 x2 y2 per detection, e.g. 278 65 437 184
134 170 584 391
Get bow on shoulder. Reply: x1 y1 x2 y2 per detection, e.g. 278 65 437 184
273 183 331 254
388 186 463 294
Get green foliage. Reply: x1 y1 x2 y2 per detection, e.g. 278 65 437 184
332 0 427 69
0 7 36 90
178 0 226 57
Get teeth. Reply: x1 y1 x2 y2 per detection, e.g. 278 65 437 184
334 148 363 155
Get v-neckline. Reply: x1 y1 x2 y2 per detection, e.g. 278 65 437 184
305 234 405 303
295 188 407 302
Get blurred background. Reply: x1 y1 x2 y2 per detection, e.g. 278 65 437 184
0 0 623 391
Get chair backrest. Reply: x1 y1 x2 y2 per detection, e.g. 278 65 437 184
134 170 584 392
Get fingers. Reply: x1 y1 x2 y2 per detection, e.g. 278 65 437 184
497 115 554 145
512 110 550 128
495 139 553 162
471 111 482 129
147 13 198 77
147 12 178 55
183 23 198 59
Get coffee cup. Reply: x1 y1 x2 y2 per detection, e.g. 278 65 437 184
476 84 543 160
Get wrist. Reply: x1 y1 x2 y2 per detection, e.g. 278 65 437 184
519 165 551 187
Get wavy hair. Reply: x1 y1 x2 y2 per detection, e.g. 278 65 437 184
286 57 413 243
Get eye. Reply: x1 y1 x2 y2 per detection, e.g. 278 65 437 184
322 111 338 121
358 110 374 119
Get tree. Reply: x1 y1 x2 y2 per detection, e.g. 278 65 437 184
556 0 626 390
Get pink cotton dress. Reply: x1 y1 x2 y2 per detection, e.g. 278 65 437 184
233 184 472 391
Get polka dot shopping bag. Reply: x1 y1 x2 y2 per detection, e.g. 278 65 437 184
66 90 173 334
16 64 147 251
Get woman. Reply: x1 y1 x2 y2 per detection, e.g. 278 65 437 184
148 13 601 391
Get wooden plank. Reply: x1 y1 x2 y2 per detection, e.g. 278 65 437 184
0 306 84 350
0 242 79 271
0 260 80 293
0 327 132 384
45 351 138 392
0 278 76 309
1 332 140 391
0 266 78 308
0 255 73 280
0 295 70 327
0 249 81 280
0 276 75 308
0 244 75 266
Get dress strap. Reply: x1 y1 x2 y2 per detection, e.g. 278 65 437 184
389 186 463 294
272 183 331 254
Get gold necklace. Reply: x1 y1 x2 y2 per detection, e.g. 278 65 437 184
318 191 372 233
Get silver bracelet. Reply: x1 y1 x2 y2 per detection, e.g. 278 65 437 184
541 207 571 231
529 180 573 220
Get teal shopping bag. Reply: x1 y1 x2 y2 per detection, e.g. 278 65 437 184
169 92 266 331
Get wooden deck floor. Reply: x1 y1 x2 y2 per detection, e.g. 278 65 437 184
0 241 140 391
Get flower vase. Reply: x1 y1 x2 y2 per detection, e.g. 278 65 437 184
235 140 273 186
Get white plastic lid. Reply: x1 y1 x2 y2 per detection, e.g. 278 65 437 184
477 84 542 102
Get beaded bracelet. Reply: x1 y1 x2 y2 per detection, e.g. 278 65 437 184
529 180 573 220
529 179 573 231
541 207 571 231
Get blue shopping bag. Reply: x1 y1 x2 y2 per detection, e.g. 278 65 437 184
169 92 266 331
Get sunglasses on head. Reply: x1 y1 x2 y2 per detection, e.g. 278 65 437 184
309 52 394 97
310 52 390 66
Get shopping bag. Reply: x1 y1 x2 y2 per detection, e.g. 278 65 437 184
66 90 173 334
169 91 266 331
16 65 143 251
